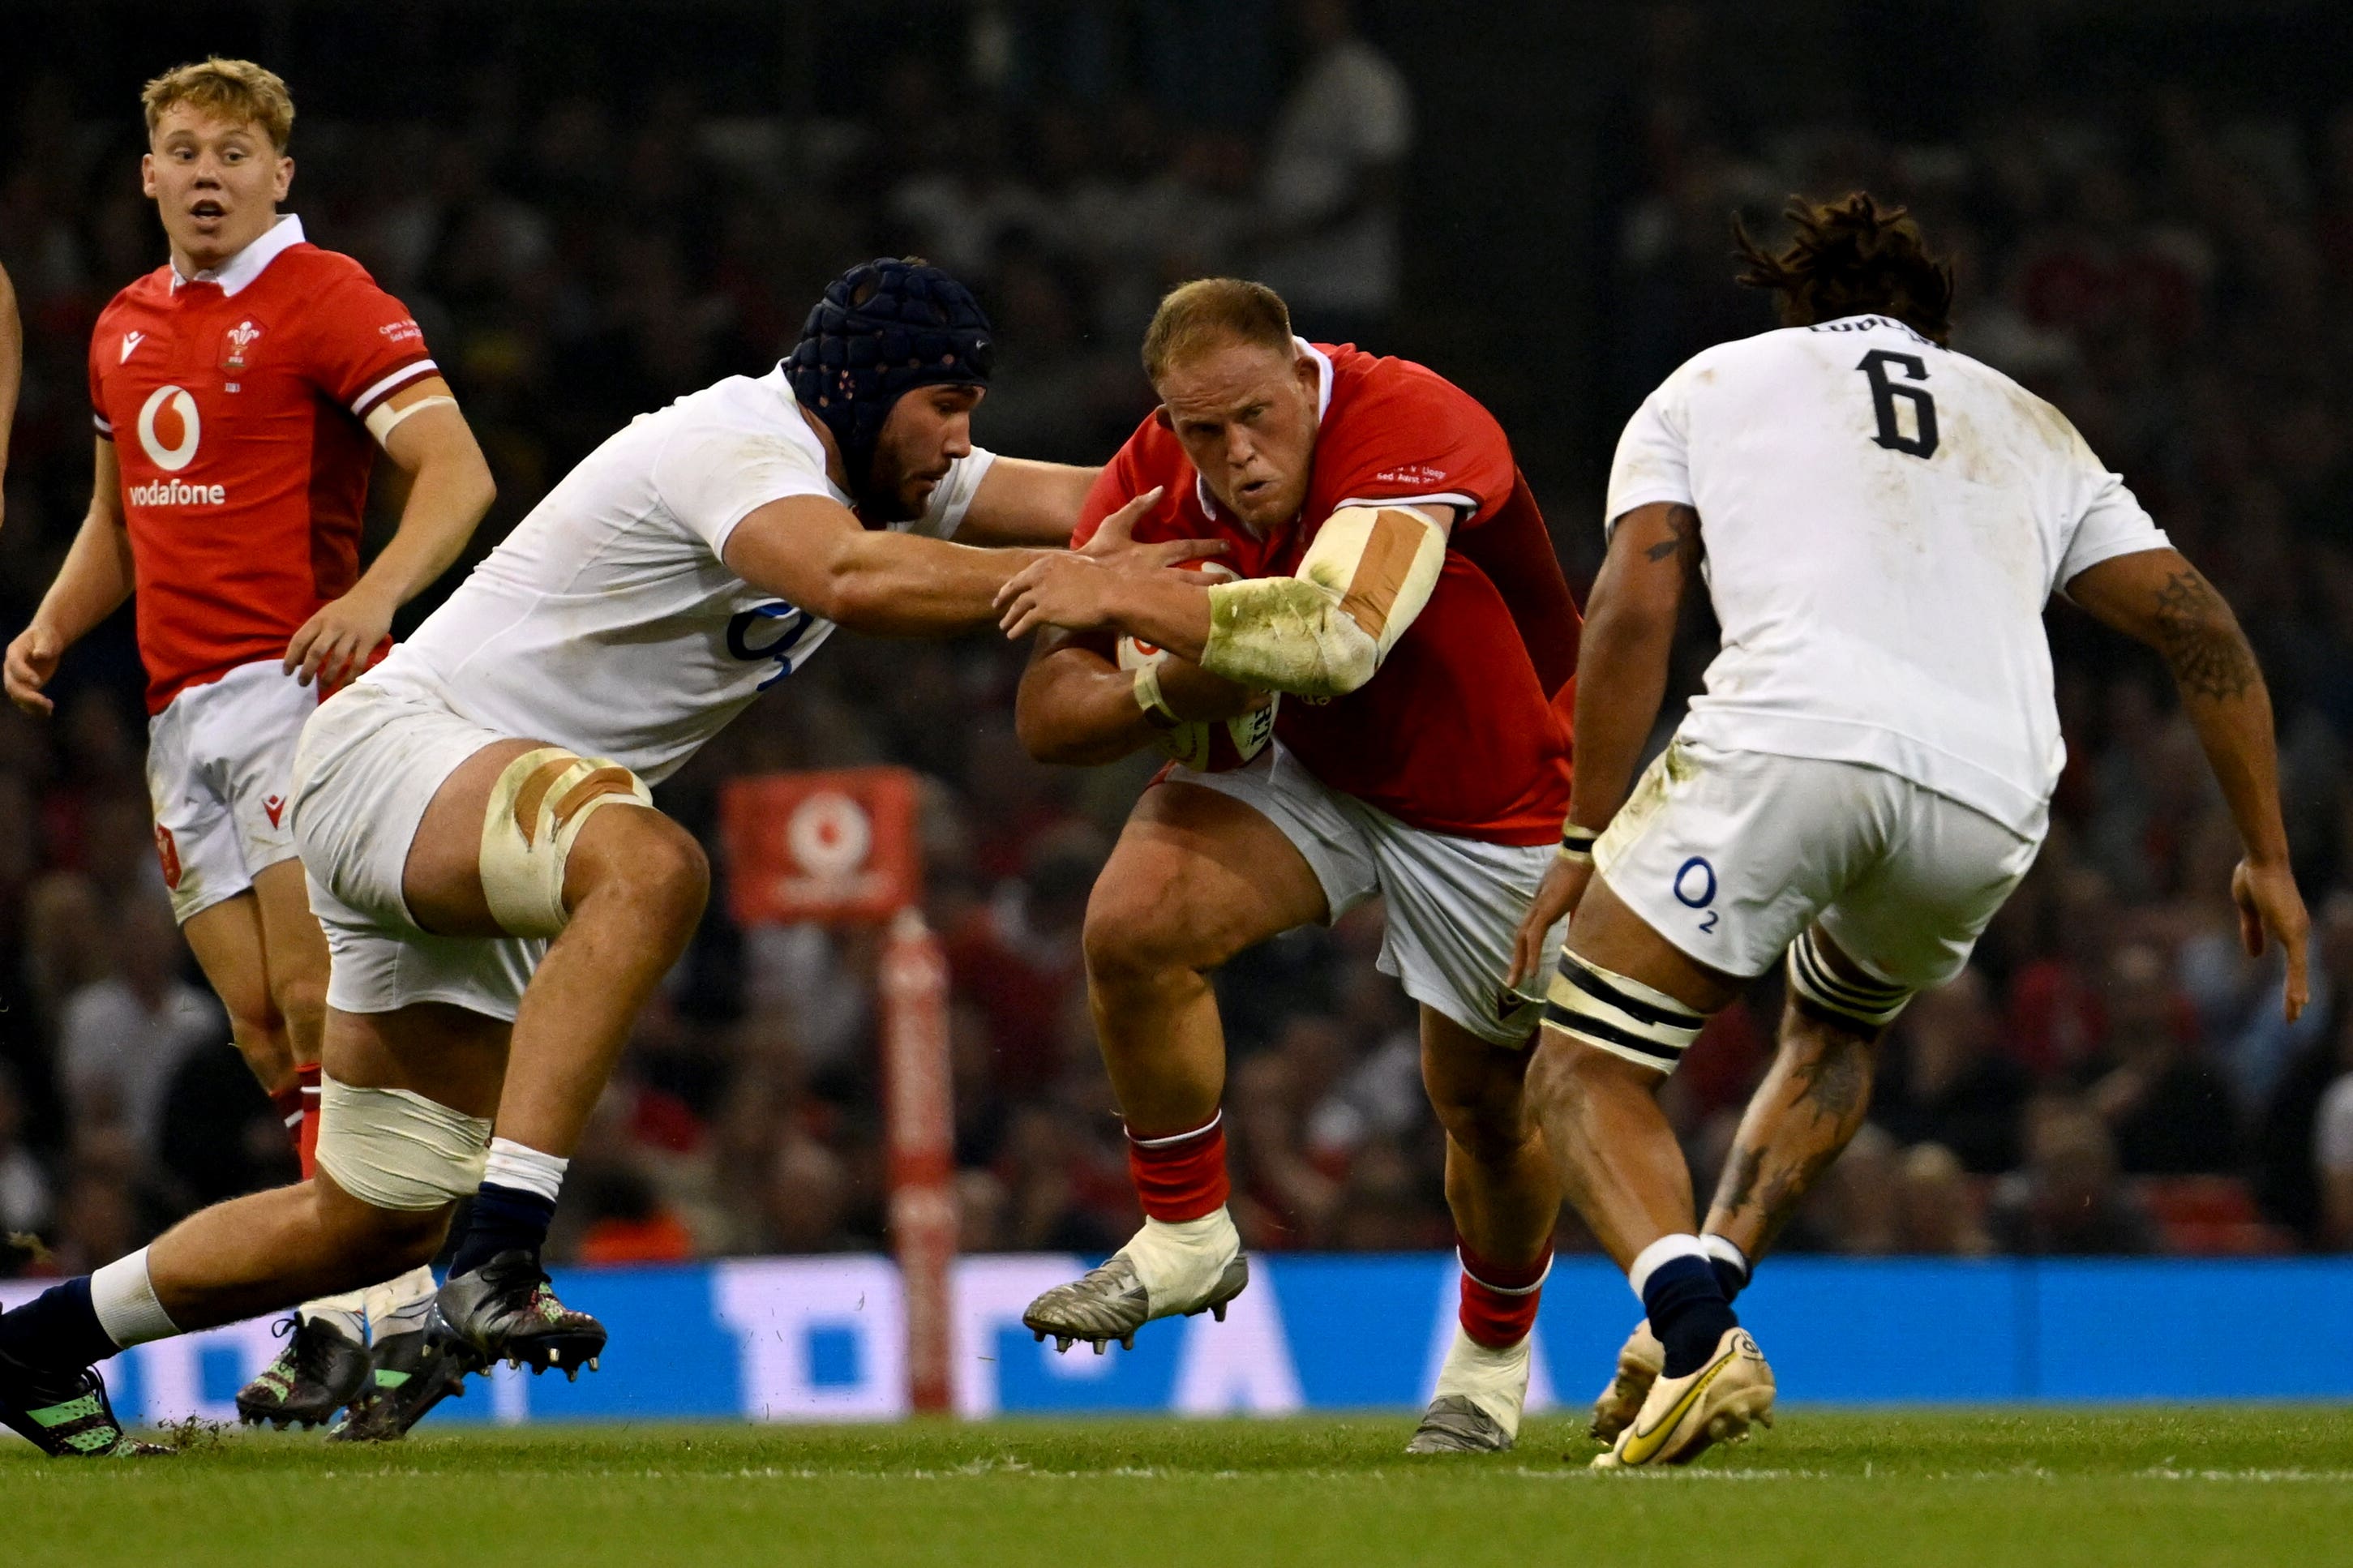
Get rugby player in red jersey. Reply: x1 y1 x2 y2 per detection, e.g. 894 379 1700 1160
2 58 495 1433
997 279 1583 1453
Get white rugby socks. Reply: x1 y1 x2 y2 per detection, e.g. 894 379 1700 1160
483 1137 568 1202
89 1248 178 1350
366 1265 441 1338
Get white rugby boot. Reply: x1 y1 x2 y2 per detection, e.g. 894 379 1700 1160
1405 1327 1532 1454
1590 1317 1665 1442
1022 1208 1249 1354
1592 1326 1774 1469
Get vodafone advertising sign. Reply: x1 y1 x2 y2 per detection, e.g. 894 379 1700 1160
720 766 922 926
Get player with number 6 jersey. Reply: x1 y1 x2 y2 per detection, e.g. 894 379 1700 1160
1503 193 2308 1469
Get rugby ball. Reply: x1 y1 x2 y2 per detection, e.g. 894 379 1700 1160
1116 560 1277 773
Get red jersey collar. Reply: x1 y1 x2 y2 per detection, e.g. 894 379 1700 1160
170 213 305 298
1194 337 1334 531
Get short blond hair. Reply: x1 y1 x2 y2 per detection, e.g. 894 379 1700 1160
143 58 295 151
1142 277 1294 386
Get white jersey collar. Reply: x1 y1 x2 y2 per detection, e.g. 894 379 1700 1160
172 213 305 298
1194 336 1335 529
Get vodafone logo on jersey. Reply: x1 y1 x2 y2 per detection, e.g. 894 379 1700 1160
136 386 201 470
128 385 226 507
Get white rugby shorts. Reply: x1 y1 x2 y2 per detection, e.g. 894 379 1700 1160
289 679 542 1022
1595 735 2042 995
144 658 319 923
1174 743 1571 1047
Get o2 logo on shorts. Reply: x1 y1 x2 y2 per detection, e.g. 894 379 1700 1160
1674 855 1719 934
726 601 825 690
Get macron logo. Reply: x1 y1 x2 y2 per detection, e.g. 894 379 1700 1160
120 331 146 363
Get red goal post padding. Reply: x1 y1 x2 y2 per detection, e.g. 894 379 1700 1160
719 766 954 1413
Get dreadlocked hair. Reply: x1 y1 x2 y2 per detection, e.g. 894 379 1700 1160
1731 192 1955 345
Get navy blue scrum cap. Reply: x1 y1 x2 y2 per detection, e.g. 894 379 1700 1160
782 258 994 508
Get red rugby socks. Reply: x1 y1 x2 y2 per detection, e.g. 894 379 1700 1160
1458 1238 1553 1349
1126 1112 1230 1223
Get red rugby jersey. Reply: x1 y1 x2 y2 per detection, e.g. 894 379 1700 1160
88 216 437 713
1074 343 1581 844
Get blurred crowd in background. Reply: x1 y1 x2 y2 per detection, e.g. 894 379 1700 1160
3 1 2353 1278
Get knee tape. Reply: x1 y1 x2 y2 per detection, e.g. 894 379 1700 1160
1786 929 1912 1033
314 1076 493 1211
480 747 654 938
1543 949 1708 1073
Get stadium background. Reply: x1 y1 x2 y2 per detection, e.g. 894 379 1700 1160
2 0 2353 1349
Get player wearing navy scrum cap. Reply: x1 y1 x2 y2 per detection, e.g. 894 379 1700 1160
0 257 1217 1456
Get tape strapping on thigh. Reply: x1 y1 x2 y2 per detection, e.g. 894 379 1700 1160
479 747 654 937
1541 948 1708 1072
314 1076 492 1211
1786 928 1912 1031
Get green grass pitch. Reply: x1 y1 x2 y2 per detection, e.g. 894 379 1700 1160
7 1409 2352 1567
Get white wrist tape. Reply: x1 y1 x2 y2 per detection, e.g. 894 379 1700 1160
480 747 655 937
364 394 457 447
1131 661 1181 726
1198 505 1446 697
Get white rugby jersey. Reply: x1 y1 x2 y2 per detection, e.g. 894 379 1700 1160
1607 315 2166 837
366 366 992 782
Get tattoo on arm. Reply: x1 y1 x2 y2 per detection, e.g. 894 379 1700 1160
2151 568 2257 704
1641 503 1702 576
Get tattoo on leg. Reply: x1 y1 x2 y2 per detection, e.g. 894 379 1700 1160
1790 1042 1869 1126
1718 1146 1763 1221
1754 1148 1840 1253
2152 569 2257 703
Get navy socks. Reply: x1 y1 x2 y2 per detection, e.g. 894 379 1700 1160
1642 1255 1739 1378
0 1278 118 1384
447 1183 557 1276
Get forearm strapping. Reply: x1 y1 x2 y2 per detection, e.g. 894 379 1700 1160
1200 576 1377 697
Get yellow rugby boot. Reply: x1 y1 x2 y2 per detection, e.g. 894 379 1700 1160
1592 1326 1773 1469
1589 1317 1665 1443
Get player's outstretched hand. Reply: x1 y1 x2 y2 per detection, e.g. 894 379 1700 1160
1071 487 1228 574
997 555 1118 639
1505 852 1592 992
3 623 60 716
286 585 394 692
2233 856 2311 1021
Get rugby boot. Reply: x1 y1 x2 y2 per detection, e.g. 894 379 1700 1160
327 1326 469 1442
235 1313 372 1430
1022 1210 1249 1353
1592 1326 1774 1470
1589 1317 1665 1443
1407 1326 1532 1454
427 1249 606 1378
0 1354 169 1458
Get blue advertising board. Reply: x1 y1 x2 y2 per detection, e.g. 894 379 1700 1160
7 1253 2349 1427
